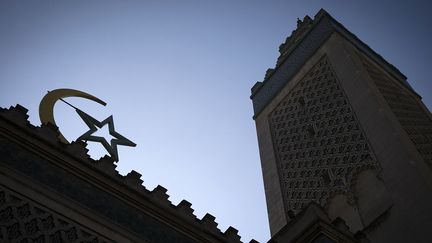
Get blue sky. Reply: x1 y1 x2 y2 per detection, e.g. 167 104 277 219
0 1 431 242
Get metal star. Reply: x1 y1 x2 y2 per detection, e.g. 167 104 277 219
75 109 136 161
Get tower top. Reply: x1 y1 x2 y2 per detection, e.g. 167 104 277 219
250 9 415 119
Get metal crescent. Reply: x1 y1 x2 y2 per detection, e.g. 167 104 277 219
39 88 107 144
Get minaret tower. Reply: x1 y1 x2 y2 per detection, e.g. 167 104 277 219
251 9 432 242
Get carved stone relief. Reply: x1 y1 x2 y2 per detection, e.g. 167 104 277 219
268 56 379 217
0 185 111 243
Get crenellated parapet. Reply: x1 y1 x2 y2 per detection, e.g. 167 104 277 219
276 15 314 69
250 9 410 119
0 104 252 243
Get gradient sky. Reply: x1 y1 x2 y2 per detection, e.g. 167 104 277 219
0 1 431 242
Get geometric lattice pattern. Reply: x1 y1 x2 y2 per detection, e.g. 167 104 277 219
361 56 432 169
268 56 379 216
0 185 111 243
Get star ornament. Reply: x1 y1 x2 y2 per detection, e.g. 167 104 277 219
75 109 136 162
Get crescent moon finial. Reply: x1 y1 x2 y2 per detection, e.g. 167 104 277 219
39 88 106 143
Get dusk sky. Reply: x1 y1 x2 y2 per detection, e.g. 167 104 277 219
1 1 431 242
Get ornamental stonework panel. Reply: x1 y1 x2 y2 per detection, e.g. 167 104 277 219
0 185 111 243
268 56 379 216
361 56 432 169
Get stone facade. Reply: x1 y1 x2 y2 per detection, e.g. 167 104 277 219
267 56 379 216
252 9 432 243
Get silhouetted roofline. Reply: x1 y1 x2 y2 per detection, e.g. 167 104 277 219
0 104 248 243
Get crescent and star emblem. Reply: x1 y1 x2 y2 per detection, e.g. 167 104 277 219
39 88 136 161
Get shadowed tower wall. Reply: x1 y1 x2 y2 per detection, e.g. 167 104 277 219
251 10 432 242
